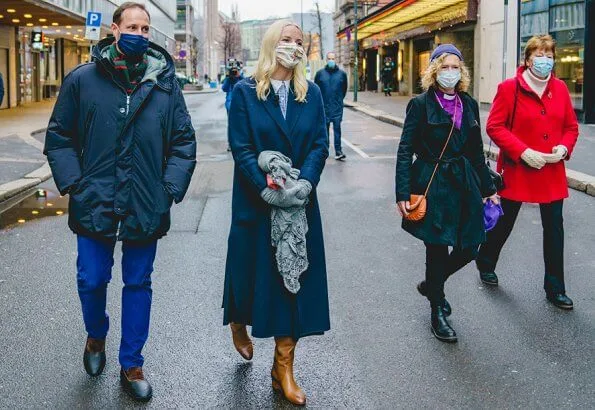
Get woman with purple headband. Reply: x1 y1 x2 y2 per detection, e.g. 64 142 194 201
395 44 498 342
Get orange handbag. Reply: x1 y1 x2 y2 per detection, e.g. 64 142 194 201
404 98 457 222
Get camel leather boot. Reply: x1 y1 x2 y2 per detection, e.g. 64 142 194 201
271 337 306 406
230 323 253 360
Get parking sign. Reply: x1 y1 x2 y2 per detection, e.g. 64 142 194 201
85 11 102 41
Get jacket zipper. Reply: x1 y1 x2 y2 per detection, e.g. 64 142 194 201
126 95 130 116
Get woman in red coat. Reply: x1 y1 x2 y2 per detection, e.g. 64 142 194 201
476 35 579 309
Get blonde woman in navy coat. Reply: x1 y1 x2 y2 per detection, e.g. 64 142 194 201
221 21 329 406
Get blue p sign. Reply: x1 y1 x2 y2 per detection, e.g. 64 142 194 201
86 12 102 27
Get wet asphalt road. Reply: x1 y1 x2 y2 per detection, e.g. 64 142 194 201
0 91 594 408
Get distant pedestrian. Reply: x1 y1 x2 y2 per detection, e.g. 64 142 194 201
395 44 497 343
0 72 4 106
43 2 196 402
476 34 579 309
382 56 395 96
315 51 348 160
222 61 244 151
223 20 329 406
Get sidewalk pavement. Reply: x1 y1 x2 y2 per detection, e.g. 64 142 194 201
0 101 55 202
345 91 595 197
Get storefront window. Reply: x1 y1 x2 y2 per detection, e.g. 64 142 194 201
520 0 585 110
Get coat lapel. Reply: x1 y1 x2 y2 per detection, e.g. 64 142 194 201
425 89 452 126
286 84 305 135
261 89 292 142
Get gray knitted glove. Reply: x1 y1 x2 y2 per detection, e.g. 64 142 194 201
294 179 312 200
260 186 306 208
521 148 546 169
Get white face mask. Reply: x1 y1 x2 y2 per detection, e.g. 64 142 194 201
275 43 305 69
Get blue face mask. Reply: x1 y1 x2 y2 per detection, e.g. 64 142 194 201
531 56 554 78
117 32 149 59
437 69 461 90
327 60 336 69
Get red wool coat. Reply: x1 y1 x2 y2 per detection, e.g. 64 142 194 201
487 66 579 203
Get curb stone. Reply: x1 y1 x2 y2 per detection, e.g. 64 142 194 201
346 101 595 197
0 130 52 205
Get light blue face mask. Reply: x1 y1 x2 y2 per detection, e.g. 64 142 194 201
327 60 336 69
531 56 554 78
437 69 461 90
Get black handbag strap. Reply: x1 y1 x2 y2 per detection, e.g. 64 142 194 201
488 78 519 162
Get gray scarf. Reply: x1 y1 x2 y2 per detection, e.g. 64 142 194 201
258 151 309 294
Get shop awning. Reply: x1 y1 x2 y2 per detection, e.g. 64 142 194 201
0 0 84 27
338 0 474 41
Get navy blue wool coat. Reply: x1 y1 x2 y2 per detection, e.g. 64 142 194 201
44 38 196 242
223 78 330 340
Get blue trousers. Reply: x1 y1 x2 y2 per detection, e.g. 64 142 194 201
76 235 157 370
327 119 342 154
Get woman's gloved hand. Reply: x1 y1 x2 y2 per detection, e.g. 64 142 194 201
521 148 546 169
260 186 306 208
294 179 312 200
542 145 568 164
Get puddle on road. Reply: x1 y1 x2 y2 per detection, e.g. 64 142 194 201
0 188 68 230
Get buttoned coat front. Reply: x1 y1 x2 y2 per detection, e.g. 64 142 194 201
222 78 330 340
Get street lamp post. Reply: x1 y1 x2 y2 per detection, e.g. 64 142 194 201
186 0 192 79
353 0 358 102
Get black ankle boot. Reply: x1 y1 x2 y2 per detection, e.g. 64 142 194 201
479 271 499 286
546 293 573 310
417 281 452 316
431 306 457 343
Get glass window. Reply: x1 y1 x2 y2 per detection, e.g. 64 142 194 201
550 2 585 31
521 11 549 37
520 0 586 110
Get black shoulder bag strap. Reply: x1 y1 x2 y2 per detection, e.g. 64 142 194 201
487 79 519 165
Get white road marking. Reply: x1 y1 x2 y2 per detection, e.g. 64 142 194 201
342 138 370 159
0 157 45 163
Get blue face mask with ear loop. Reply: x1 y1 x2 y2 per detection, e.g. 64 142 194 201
327 60 336 69
116 29 149 59
531 56 554 77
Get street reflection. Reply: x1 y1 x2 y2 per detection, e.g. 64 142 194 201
0 189 68 230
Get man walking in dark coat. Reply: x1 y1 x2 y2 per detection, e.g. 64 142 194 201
314 51 348 160
0 72 4 106
43 2 196 401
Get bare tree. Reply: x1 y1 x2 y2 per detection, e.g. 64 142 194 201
314 1 324 59
219 19 241 62
305 31 313 59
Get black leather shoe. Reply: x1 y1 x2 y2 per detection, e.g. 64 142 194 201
431 307 457 343
417 281 452 316
83 337 106 377
480 271 499 286
547 293 574 310
121 367 152 402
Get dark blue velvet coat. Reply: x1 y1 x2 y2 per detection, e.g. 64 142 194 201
222 78 330 339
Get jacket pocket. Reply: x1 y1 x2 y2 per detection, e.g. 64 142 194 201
68 178 93 229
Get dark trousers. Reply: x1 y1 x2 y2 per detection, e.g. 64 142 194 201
476 198 565 294
327 119 342 154
77 235 158 369
425 243 478 305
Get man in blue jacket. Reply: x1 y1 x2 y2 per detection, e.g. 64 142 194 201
0 72 4 106
44 2 196 401
222 59 243 151
314 51 348 160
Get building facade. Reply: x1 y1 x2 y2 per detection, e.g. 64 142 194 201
335 0 479 96
174 0 205 80
0 0 175 109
